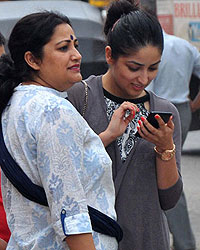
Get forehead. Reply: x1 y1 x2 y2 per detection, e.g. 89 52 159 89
50 23 76 42
121 45 162 65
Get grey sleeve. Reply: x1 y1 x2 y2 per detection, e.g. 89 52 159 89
158 177 183 210
158 103 183 210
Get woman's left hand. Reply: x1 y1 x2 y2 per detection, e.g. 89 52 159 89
138 114 180 190
137 114 174 150
99 101 139 147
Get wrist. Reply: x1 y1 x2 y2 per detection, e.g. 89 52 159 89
155 143 174 153
99 130 116 147
154 144 176 161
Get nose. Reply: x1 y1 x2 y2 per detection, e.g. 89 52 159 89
138 70 149 84
72 47 82 61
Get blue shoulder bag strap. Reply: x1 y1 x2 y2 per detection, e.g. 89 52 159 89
0 117 48 206
0 117 123 242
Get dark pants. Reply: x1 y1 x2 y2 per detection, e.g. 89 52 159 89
165 102 196 250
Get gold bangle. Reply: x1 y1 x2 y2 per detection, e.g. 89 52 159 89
154 144 176 161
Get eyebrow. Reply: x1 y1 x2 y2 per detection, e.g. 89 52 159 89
56 38 78 45
127 60 161 66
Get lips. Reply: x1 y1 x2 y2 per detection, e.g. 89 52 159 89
132 83 144 91
68 64 80 70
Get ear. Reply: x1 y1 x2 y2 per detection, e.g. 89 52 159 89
24 51 41 70
105 46 114 65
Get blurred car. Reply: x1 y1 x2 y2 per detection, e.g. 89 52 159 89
0 0 108 79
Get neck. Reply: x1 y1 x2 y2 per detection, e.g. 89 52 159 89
22 76 53 89
102 71 115 94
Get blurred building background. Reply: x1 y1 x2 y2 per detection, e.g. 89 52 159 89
141 0 200 131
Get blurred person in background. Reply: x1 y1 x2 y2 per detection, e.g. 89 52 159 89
146 14 200 250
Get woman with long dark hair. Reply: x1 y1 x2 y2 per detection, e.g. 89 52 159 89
0 11 138 250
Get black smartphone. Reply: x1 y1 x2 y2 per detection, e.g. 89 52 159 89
135 111 172 137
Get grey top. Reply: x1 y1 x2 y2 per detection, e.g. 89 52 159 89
68 75 183 250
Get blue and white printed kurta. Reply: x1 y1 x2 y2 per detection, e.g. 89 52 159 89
1 85 117 250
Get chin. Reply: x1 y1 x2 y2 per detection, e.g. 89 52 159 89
77 74 82 82
73 74 82 83
67 81 80 90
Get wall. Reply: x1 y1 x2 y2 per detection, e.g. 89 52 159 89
157 0 200 50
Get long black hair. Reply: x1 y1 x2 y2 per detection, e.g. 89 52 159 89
0 11 71 115
104 0 163 59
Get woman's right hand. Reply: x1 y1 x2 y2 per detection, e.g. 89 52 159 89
0 238 7 250
99 101 139 147
137 114 174 151
65 233 96 250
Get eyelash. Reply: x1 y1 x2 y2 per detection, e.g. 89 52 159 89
59 44 79 52
149 67 158 71
128 67 139 72
59 46 68 51
128 67 158 72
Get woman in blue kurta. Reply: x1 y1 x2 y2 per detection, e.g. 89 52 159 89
0 11 137 250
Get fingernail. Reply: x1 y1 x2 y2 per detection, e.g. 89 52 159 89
138 120 142 125
141 116 145 121
155 114 159 119
132 107 136 113
137 126 140 131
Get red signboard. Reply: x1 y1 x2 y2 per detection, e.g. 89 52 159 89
174 2 200 18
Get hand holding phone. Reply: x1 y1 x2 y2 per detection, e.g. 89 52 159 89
135 111 172 138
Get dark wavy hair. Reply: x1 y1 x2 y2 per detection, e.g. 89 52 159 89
0 11 71 115
104 0 163 59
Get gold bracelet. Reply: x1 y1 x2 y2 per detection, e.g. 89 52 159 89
154 144 176 161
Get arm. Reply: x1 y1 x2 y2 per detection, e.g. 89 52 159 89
99 102 139 147
190 90 200 112
137 115 180 189
68 83 138 147
0 238 7 250
65 233 96 250
37 106 96 248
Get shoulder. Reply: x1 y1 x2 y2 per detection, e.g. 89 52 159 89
149 91 178 114
83 75 103 93
85 75 101 85
68 75 103 102
165 33 198 52
67 76 99 97
35 89 73 113
67 81 85 95
17 86 79 123
13 85 64 111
